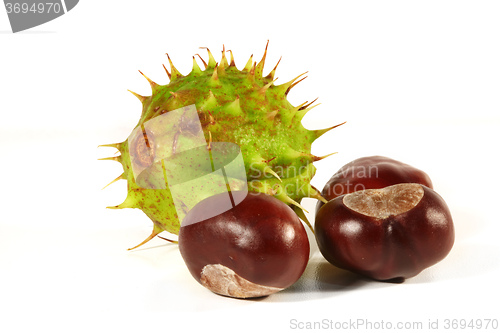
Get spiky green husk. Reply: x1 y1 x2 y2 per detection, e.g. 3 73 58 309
100 43 342 249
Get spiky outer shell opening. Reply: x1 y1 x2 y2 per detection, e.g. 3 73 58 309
101 43 340 248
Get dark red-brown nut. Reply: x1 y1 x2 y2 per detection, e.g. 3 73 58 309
315 183 454 281
316 156 433 213
178 191 310 298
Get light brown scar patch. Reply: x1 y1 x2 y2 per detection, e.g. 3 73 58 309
343 183 424 219
200 264 282 298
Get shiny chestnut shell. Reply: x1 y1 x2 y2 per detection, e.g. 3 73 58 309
316 156 433 213
178 191 310 298
315 184 454 281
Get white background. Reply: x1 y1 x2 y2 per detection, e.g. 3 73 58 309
1 1 499 332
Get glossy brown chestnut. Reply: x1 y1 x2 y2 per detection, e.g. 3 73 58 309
316 156 433 213
178 191 310 298
315 183 454 281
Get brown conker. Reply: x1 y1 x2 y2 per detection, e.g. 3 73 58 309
315 183 454 281
178 191 310 298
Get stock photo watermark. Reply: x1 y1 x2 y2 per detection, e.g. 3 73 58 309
3 0 79 32
289 318 499 331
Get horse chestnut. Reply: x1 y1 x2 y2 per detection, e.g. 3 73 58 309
316 156 433 213
178 191 310 298
315 183 454 281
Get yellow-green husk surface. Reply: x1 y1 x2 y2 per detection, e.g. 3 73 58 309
100 43 342 249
